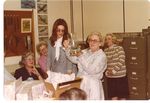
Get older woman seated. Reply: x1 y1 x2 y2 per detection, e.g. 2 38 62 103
14 51 48 81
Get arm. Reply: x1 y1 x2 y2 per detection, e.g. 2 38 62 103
78 54 107 75
14 69 21 79
113 46 125 72
64 48 78 64
36 67 48 79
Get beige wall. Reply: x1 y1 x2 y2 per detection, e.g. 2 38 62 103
125 0 150 32
83 0 124 39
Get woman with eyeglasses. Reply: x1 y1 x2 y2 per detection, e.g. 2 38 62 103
47 18 77 74
63 32 107 100
14 51 48 81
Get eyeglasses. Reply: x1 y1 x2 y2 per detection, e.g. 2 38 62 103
88 39 100 43
25 58 34 61
56 29 64 33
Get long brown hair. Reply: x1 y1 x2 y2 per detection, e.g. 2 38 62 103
49 18 69 47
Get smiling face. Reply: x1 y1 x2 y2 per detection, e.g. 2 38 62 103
105 35 114 47
22 53 34 68
39 44 48 56
56 25 65 39
88 34 101 52
24 55 34 68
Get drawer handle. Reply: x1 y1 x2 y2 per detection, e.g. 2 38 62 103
132 87 137 90
131 41 136 45
132 72 137 75
131 57 137 60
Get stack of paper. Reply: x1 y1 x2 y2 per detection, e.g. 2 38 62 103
31 81 46 100
16 80 47 100
45 71 75 90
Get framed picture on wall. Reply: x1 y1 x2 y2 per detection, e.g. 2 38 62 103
37 4 47 14
38 15 48 25
21 18 32 33
39 37 48 42
21 0 35 8
38 26 48 36
37 0 47 3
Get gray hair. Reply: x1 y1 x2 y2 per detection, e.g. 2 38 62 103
87 31 103 42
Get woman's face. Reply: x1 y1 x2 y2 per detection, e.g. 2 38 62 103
88 35 101 52
24 55 34 68
39 45 47 56
105 35 113 47
56 25 65 39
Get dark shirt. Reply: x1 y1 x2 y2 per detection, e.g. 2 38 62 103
14 67 48 81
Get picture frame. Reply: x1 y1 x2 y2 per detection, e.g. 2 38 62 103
21 18 32 33
39 37 48 42
38 15 48 25
21 0 35 9
38 26 48 36
37 4 47 14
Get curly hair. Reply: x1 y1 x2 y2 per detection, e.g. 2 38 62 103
36 41 47 54
19 51 34 66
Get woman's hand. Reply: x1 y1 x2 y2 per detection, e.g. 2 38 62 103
63 39 70 49
31 66 40 76
106 68 113 75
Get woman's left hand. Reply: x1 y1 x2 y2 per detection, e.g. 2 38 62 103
63 39 70 49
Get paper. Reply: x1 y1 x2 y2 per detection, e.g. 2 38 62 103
45 71 75 90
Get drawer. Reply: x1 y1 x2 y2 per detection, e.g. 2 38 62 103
128 77 147 87
123 37 146 54
125 53 147 68
127 68 147 80
128 83 147 100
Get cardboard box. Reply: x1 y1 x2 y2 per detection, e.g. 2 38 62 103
54 77 82 99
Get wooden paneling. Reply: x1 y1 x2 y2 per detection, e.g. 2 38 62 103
4 10 34 57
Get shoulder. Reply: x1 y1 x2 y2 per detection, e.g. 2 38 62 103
15 67 25 73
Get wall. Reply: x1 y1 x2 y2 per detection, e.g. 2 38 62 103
82 0 124 39
125 0 150 32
